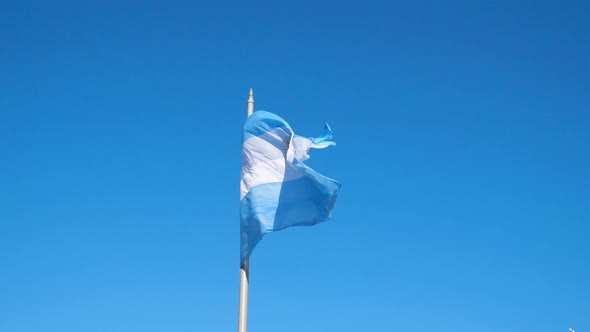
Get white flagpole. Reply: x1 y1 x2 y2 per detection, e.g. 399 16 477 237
238 88 254 332
247 88 254 117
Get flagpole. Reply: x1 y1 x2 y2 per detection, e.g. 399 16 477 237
247 88 254 117
238 88 254 332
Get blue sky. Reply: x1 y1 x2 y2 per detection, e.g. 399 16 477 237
1 1 588 331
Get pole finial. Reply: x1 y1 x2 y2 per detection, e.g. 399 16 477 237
247 88 255 116
248 89 254 103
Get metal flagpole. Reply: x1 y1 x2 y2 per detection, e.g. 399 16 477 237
238 88 254 332
247 88 254 117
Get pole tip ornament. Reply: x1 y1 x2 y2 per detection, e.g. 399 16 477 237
247 89 255 116
248 89 254 103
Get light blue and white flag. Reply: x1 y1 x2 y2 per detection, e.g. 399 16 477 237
240 111 341 265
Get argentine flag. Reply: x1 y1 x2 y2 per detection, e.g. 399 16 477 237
240 111 341 265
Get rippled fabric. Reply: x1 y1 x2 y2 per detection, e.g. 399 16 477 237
240 111 341 266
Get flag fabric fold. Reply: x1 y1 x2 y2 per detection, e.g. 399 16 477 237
240 111 341 266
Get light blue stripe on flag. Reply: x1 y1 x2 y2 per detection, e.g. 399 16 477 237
240 111 341 266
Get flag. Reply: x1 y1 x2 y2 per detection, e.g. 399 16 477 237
240 111 341 265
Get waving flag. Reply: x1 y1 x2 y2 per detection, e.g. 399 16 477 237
240 111 341 265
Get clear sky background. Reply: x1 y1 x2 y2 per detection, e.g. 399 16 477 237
1 1 588 331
